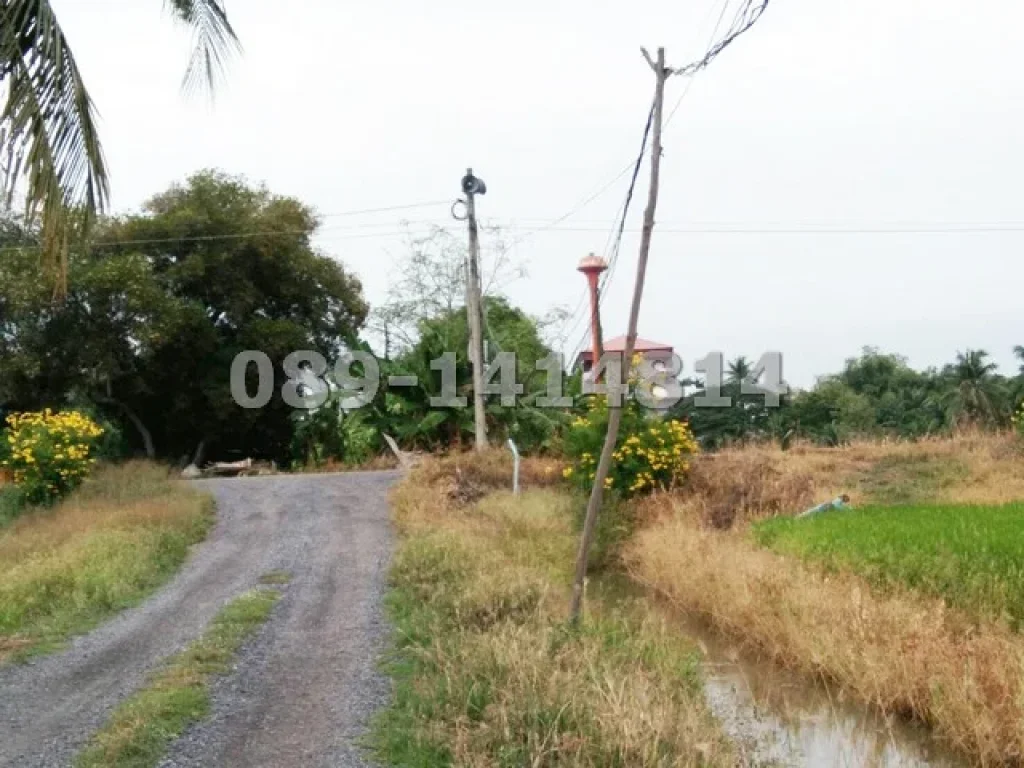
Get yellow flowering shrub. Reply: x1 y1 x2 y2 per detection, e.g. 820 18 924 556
563 394 698 499
2 410 104 504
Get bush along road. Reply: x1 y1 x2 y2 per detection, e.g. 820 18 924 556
0 471 398 768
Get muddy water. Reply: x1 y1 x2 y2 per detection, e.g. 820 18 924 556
680 612 965 767
595 579 966 767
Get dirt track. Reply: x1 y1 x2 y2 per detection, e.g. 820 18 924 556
0 471 398 768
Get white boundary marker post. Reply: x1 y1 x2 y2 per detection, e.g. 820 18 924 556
506 439 520 495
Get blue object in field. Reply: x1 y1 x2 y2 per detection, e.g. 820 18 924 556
797 495 851 519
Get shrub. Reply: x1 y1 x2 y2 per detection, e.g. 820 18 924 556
339 410 380 465
2 410 105 504
562 394 698 498
1014 402 1024 437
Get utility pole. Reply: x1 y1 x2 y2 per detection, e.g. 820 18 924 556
461 168 488 452
569 48 669 624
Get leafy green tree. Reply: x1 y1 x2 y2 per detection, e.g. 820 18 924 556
350 297 558 455
412 297 555 449
1 0 238 286
0 244 184 456
836 348 945 436
671 356 775 449
0 171 367 463
784 379 876 445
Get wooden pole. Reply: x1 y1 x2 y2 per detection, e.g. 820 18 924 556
569 47 668 623
464 171 488 451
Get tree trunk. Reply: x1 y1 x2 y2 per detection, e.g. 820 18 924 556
96 396 155 459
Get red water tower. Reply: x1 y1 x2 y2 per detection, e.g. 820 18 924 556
577 253 608 377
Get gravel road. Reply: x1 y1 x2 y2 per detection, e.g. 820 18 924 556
0 471 398 768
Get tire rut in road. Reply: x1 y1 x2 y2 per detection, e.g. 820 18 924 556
161 471 396 768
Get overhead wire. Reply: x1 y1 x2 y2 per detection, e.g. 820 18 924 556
564 101 655 366
507 159 639 350
562 0 737 364
0 200 453 253
470 223 1024 234
317 200 451 219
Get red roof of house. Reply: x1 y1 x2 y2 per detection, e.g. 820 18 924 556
574 335 673 370
600 335 672 353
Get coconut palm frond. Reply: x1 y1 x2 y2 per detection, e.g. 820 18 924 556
1 0 109 293
165 0 240 95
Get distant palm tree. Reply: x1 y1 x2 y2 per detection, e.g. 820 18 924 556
726 356 752 387
944 349 1001 426
1 0 239 291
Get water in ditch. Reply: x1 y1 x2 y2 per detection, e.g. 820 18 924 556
595 579 967 767
681 612 965 767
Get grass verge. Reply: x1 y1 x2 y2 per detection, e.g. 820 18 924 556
75 587 280 768
627 497 1024 765
258 569 292 586
370 462 736 767
0 484 26 528
755 502 1024 626
0 461 214 662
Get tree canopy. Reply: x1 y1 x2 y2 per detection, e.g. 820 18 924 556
674 346 1020 449
0 171 367 464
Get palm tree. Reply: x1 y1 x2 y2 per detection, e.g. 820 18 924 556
944 349 1001 426
726 356 752 388
1014 345 1024 376
1 0 239 292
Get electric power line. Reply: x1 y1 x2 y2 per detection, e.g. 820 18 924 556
560 0 743 359
317 200 451 219
0 200 454 253
479 224 1024 234
564 100 657 367
673 0 771 77
4 219 1017 255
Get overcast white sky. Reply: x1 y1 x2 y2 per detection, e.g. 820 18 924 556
55 0 1022 387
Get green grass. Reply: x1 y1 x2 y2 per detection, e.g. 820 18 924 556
754 502 1024 625
258 570 292 585
0 485 25 528
75 587 281 768
0 462 214 662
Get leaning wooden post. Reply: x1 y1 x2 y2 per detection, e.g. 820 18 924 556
568 47 669 624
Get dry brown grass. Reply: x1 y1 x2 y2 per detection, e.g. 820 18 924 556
644 431 1024 529
627 515 1024 764
295 454 401 473
375 457 739 767
0 462 206 563
0 462 212 660
625 432 1024 765
415 448 564 492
